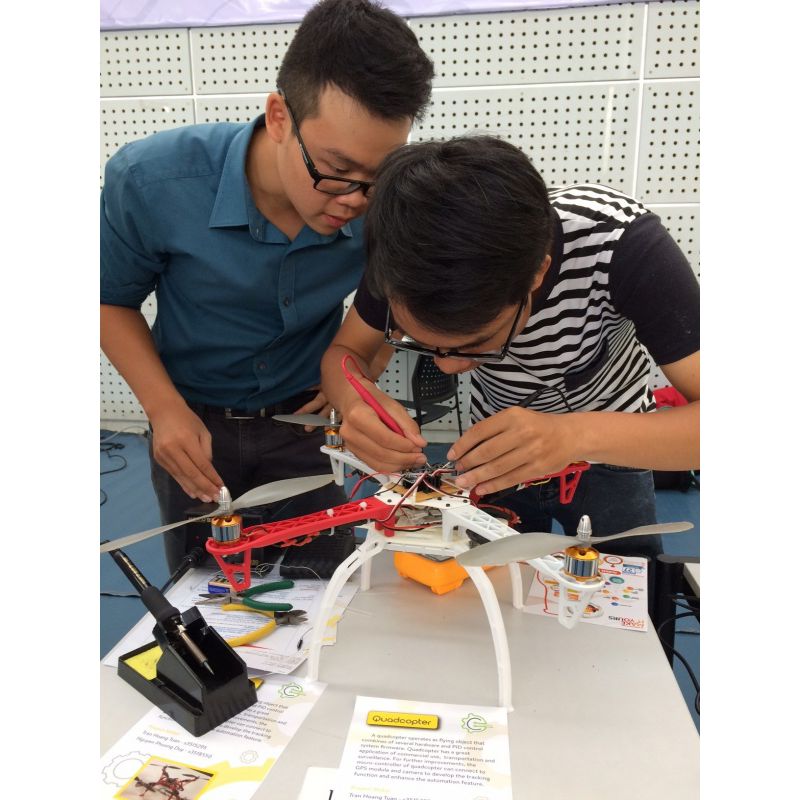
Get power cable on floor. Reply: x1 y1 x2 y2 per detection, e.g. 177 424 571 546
100 437 129 506
657 602 700 716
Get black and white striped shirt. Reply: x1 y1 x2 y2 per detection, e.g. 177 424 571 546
355 184 699 422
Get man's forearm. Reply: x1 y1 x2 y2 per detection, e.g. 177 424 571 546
366 343 395 382
100 304 185 419
572 402 700 471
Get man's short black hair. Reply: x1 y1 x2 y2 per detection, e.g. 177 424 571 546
364 135 553 334
277 0 434 124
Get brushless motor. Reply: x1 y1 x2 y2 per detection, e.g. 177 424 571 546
325 409 343 449
562 544 600 580
210 514 242 543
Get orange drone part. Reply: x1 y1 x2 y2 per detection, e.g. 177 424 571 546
394 552 494 595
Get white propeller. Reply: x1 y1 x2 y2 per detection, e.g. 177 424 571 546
272 413 332 427
100 474 335 553
456 521 694 567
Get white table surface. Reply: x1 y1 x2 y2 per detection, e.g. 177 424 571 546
101 556 699 799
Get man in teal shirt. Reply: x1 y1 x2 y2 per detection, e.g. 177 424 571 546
100 0 434 572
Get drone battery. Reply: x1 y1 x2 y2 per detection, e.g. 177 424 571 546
393 552 493 595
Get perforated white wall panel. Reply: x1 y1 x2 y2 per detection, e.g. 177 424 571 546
101 351 147 420
195 96 265 123
100 0 700 432
409 4 645 86
415 84 639 190
644 0 699 78
636 80 699 202
100 99 195 183
101 29 192 96
190 25 299 94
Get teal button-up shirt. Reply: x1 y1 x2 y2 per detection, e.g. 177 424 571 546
100 115 363 410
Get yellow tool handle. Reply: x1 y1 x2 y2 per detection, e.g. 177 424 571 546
221 603 277 647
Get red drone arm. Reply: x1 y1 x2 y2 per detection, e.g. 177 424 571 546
205 464 590 591
469 461 590 505
205 495 394 591
542 461 590 503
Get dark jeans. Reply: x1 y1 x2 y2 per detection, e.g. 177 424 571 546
500 463 661 559
150 395 345 574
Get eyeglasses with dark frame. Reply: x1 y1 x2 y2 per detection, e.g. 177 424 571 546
384 297 528 363
279 89 376 198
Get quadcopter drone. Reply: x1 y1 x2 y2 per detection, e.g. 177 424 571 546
100 408 691 708
132 763 209 800
99 407 593 594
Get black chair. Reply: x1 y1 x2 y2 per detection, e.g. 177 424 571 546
398 355 463 436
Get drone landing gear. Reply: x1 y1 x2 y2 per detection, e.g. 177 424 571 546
304 526 515 710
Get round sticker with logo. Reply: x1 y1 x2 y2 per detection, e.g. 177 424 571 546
279 682 305 699
461 713 490 733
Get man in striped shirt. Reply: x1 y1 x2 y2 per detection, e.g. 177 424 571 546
321 136 699 555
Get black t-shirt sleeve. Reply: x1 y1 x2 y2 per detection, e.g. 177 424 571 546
610 212 700 365
352 273 389 331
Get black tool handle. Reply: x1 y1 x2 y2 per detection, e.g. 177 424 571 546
141 585 182 628
104 543 180 628
107 545 152 594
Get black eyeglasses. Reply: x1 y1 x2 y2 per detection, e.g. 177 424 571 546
384 298 527 363
279 90 375 198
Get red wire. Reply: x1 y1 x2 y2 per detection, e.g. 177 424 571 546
375 472 426 523
477 503 521 527
348 470 398 499
380 522 437 532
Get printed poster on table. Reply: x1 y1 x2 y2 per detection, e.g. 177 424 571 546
524 552 649 631
334 694 512 799
100 675 324 799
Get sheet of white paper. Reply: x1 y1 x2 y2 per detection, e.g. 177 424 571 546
103 570 358 672
334 695 512 800
523 552 649 631
297 766 338 799
100 675 325 799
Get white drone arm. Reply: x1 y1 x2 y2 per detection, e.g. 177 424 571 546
441 504 520 545
321 446 396 487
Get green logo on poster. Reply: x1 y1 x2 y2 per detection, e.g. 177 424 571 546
461 713 490 733
279 682 304 699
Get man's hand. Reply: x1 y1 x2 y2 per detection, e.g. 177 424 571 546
448 407 577 496
150 402 224 503
340 386 428 473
